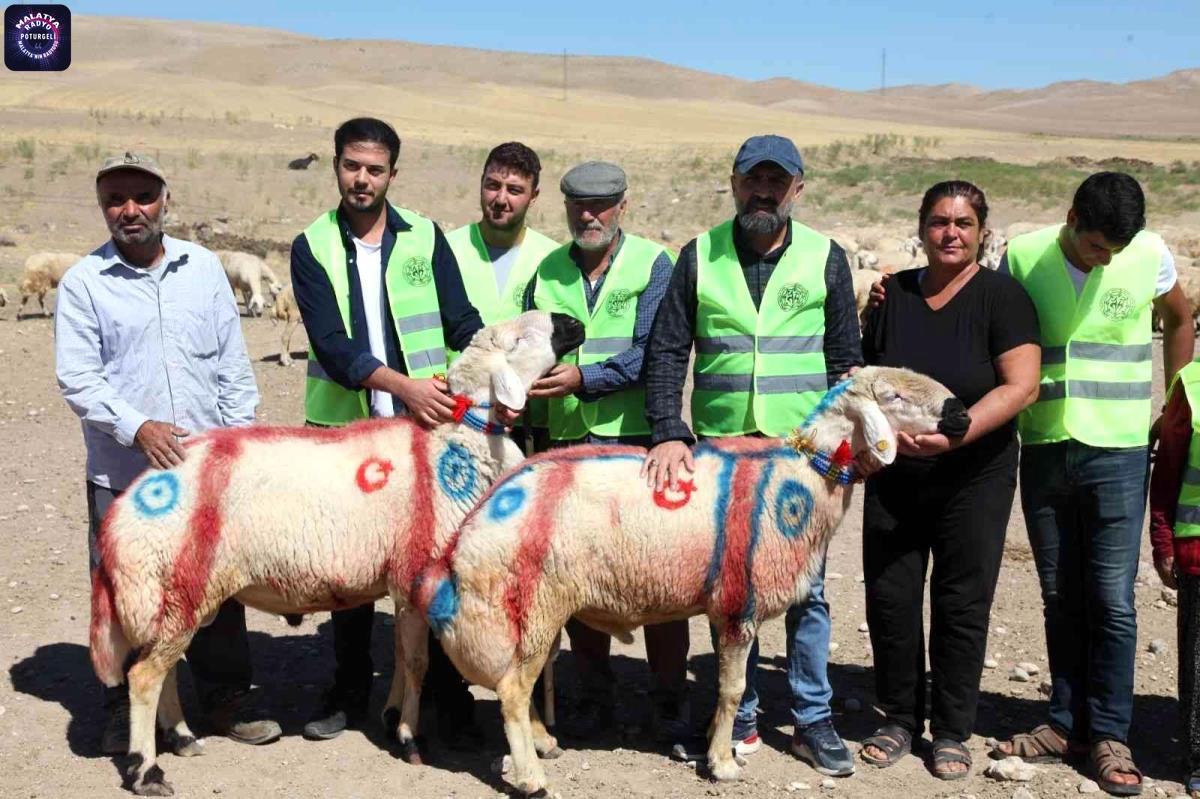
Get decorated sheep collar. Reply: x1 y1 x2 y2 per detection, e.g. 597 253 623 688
786 433 860 486
450 394 509 436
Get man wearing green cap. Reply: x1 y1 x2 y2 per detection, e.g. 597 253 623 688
55 151 280 755
447 142 559 450
523 159 687 743
643 134 862 777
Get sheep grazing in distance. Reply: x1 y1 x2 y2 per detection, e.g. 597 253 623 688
216 250 283 317
0 287 8 308
268 283 303 366
419 367 967 795
17 251 80 317
90 310 586 796
854 250 879 270
287 152 319 170
851 268 884 328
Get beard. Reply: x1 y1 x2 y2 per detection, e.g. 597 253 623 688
341 184 386 213
572 219 619 252
484 204 527 232
737 197 793 236
108 214 162 247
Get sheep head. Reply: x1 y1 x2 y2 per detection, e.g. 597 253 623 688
801 366 968 465
447 311 585 410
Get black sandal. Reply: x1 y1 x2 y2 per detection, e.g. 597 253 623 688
860 723 912 768
930 738 971 781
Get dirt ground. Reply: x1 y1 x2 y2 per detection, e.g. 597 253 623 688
0 305 1194 799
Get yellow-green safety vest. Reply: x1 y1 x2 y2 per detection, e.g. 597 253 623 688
1171 362 1200 539
446 222 559 428
303 205 446 426
1008 224 1161 448
533 234 668 440
692 219 830 437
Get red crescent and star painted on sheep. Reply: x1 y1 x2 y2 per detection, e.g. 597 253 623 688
653 479 695 510
356 457 394 493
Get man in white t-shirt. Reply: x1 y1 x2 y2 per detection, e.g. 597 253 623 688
290 117 487 745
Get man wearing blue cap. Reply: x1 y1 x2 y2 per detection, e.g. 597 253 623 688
642 134 862 777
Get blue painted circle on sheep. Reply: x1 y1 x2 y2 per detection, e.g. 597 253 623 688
489 485 526 521
437 442 478 502
774 480 813 539
132 472 181 518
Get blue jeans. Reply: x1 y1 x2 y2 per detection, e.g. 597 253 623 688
1020 441 1149 743
725 562 832 731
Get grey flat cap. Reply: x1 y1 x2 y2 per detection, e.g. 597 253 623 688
96 151 167 185
561 160 626 200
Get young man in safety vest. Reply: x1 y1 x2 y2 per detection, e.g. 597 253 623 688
522 160 685 743
990 172 1193 794
290 117 487 745
447 141 559 450
642 135 863 777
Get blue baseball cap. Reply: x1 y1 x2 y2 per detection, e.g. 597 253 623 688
733 134 804 176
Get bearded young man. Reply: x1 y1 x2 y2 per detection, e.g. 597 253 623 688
641 135 863 777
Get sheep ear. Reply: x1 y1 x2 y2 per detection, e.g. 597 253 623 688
851 398 897 465
491 361 527 410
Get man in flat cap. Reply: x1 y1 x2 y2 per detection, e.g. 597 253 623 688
523 160 688 743
642 135 862 777
55 152 280 756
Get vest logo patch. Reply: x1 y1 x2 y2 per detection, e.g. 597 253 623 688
403 256 433 287
605 288 634 318
1100 288 1134 321
777 283 809 312
511 282 526 309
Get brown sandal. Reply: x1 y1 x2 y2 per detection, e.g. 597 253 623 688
1091 740 1142 797
988 724 1085 764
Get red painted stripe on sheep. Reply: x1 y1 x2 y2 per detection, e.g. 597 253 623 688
717 459 763 636
394 430 436 593
505 463 576 641
164 435 242 629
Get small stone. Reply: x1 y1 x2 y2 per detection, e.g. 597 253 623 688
786 782 811 792
1078 779 1100 793
858 622 869 633
828 642 840 653
660 229 673 242
49 593 59 600
6 581 16 588
1010 667 1031 682
10 606 23 614
821 778 836 789
1162 588 1179 607
15 505 29 513
827 572 843 580
844 698 862 712
580 760 590 771
1154 599 1170 609
995 626 1008 634
984 658 999 669
1149 639 1168 655
0 706 6 716
1038 680 1052 696
985 756 1037 781
1016 661 1040 675
684 760 697 769
42 503 55 512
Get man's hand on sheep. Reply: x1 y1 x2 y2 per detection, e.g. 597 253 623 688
641 440 695 491
134 420 190 468
394 375 459 429
528 364 583 399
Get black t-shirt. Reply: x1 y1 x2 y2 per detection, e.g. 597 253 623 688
862 266 1040 465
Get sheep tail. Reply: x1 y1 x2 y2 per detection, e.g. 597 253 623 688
413 563 460 636
89 563 130 687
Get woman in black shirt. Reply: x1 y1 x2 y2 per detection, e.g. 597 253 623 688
858 181 1041 779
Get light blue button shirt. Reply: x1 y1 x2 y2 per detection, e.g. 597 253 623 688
54 235 259 490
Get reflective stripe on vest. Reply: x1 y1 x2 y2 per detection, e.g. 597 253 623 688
692 219 830 437
1172 363 1200 539
302 206 445 426
533 234 666 440
446 222 559 427
1007 224 1160 448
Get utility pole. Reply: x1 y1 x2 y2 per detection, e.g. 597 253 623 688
562 49 568 102
880 48 887 95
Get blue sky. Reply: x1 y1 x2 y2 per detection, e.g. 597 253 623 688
71 1 1199 91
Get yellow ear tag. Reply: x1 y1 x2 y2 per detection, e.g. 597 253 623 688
875 440 890 452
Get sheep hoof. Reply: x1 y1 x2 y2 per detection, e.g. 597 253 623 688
537 745 563 760
164 731 204 757
131 764 174 796
708 758 741 782
517 781 548 797
396 739 423 766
